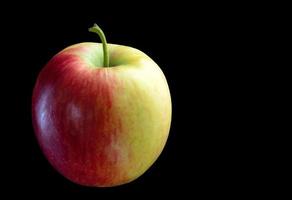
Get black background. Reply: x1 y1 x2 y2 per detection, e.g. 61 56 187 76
1 2 265 198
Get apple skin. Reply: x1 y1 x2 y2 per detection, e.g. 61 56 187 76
32 42 172 187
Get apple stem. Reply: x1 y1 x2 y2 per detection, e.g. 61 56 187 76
89 24 109 67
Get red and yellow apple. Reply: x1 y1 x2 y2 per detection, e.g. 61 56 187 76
32 24 171 187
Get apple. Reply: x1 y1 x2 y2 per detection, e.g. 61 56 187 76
32 24 172 187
